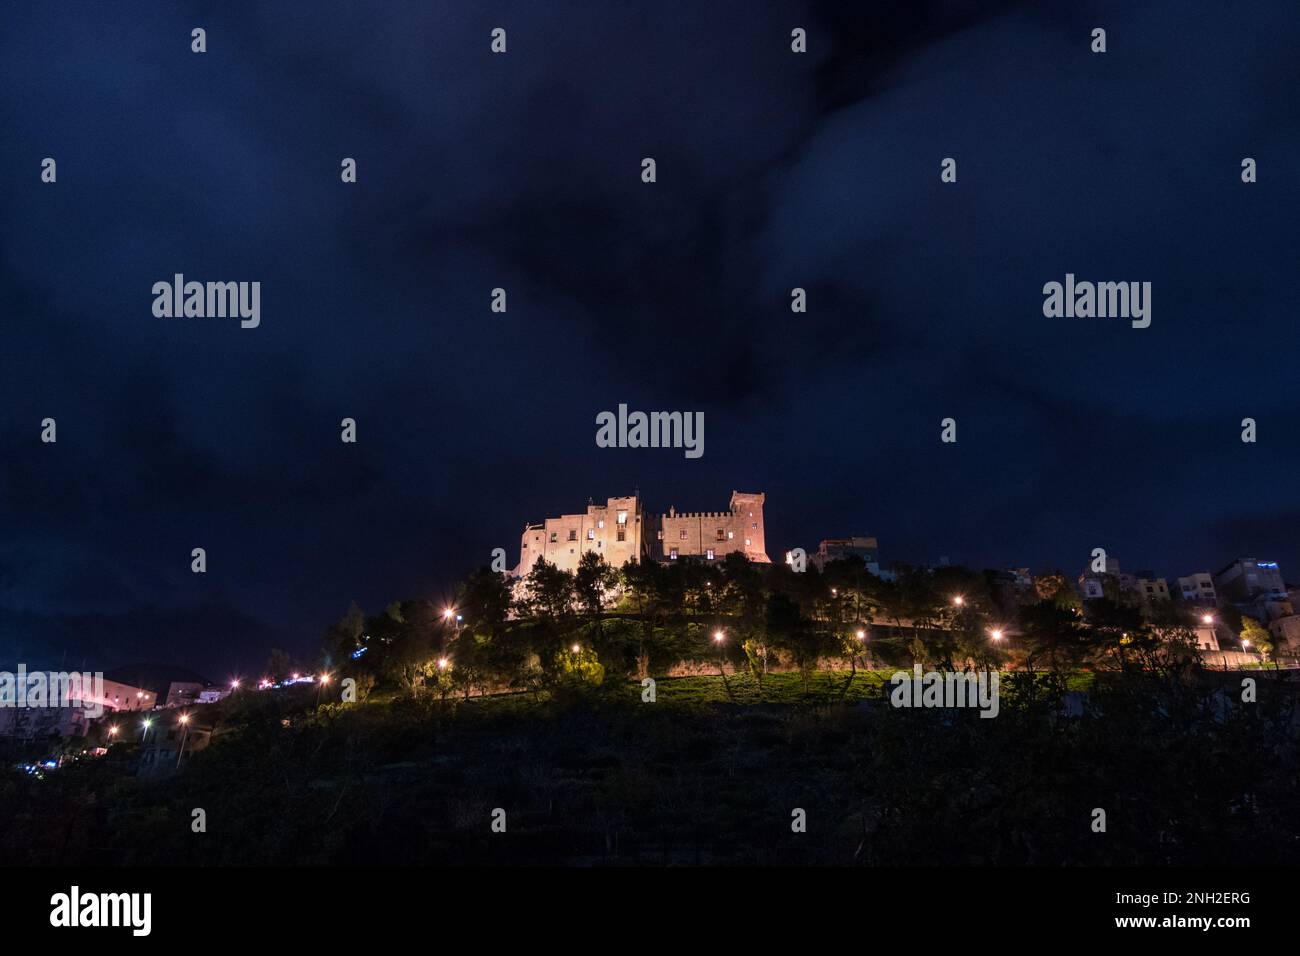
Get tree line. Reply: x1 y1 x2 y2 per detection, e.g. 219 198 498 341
301 552 1279 701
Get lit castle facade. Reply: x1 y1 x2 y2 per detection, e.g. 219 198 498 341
514 491 769 577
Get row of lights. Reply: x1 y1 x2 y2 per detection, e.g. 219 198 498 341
106 712 189 739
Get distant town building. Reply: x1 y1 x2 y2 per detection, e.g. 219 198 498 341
103 666 212 710
811 537 881 573
0 675 155 740
1175 572 1219 606
1134 575 1171 604
1078 556 1121 602
1214 558 1286 604
514 490 769 576
1214 559 1290 623
1269 615 1300 660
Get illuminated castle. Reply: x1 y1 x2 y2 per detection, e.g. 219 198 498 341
514 491 769 576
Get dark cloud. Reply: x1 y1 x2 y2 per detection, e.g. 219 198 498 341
1 1 1297 675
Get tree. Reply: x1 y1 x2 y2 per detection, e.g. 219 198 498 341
574 552 618 625
322 601 366 665
1240 616 1273 661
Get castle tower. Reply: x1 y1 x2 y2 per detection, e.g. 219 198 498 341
729 491 769 563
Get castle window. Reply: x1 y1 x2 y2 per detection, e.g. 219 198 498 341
597 519 604 529
656 530 663 540
669 548 678 560
617 530 625 542
549 532 557 543
587 529 595 540
745 539 751 547
680 530 688 540
568 529 577 541
727 532 734 540
617 511 627 525
716 529 725 541
706 549 715 560
751 522 757 529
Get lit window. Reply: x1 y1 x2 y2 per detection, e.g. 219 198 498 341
706 549 714 560
549 532 557 543
680 530 688 540
716 529 725 541
727 532 734 540
745 539 751 547
587 529 595 540
598 519 604 529
617 511 627 525
669 548 678 560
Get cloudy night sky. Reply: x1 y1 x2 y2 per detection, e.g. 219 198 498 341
2 1 1298 678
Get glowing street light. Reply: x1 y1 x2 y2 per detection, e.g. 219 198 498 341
989 628 1004 642
443 608 456 621
1242 638 1252 650
855 629 866 641
230 678 241 690
176 714 191 768
437 658 449 671
713 630 725 643
952 595 964 607
571 643 581 654
108 725 119 737
1201 614 1215 625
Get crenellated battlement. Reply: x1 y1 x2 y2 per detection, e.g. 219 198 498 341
513 489 770 576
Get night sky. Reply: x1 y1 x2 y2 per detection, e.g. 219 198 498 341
3 1 1298 678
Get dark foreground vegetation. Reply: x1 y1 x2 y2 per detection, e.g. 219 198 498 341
4 555 1296 866
2 665 1297 866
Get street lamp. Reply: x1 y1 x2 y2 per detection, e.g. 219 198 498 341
952 595 964 607
989 628 1004 642
855 629 866 641
1201 614 1215 625
176 714 191 769
713 630 725 643
230 678 241 691
437 658 449 671
141 718 152 743
108 725 119 739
